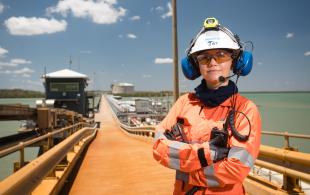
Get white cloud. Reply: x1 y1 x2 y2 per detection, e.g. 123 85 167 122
21 73 31 77
0 3 4 14
0 58 32 68
11 58 32 64
14 67 35 75
0 46 8 57
0 61 18 67
80 50 92 54
142 74 151 78
47 0 126 24
154 58 173 64
0 67 35 75
130 15 140 21
127 33 137 39
4 17 67 36
0 69 10 73
286 32 294 38
155 6 164 12
304 51 310 56
161 2 172 19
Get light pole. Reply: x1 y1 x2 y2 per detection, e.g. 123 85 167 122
172 0 179 103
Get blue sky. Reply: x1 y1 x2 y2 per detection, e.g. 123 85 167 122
0 0 309 92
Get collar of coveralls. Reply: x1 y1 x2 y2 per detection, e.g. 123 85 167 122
194 79 238 108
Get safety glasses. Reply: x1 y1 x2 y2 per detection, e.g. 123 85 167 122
196 50 233 65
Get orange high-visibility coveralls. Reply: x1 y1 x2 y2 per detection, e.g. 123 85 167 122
153 93 261 195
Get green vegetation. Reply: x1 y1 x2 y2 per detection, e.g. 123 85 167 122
0 89 44 98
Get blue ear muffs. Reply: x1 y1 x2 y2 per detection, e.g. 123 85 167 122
233 51 253 76
181 56 200 80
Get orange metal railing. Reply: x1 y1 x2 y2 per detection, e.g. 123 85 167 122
0 124 97 195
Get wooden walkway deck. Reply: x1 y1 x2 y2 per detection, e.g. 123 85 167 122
68 96 174 195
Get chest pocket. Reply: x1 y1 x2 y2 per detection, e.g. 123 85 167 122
178 116 225 144
177 117 210 143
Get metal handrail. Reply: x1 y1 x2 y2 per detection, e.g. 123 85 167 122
120 123 155 132
104 96 156 138
262 131 310 139
255 159 310 183
259 145 310 167
0 126 97 195
262 130 310 149
119 123 155 138
0 122 89 158
118 124 310 143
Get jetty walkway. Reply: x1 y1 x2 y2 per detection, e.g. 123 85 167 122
68 96 174 194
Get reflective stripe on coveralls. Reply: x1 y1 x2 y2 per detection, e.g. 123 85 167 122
154 131 167 141
202 147 255 187
228 146 255 168
204 164 220 187
174 147 256 187
176 170 189 182
168 141 187 170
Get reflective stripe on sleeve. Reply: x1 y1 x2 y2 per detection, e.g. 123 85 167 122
203 164 220 187
176 170 189 182
154 131 167 141
168 141 186 170
228 146 255 168
210 149 215 161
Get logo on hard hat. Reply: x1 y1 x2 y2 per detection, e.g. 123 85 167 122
208 41 218 46
205 36 219 46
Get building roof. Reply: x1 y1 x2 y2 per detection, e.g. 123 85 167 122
43 69 88 79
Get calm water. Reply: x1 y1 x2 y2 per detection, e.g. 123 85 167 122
0 93 309 180
242 92 310 152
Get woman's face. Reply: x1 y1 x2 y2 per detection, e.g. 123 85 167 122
196 49 233 89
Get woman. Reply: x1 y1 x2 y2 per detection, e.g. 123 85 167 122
153 17 261 195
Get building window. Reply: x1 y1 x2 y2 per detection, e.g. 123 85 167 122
50 82 79 92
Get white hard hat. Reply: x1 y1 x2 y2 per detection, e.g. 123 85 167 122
189 29 240 55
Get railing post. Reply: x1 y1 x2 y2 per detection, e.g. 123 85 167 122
47 132 53 151
69 125 73 135
19 142 25 168
282 134 303 194
268 170 271 181
284 131 290 149
283 174 302 193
